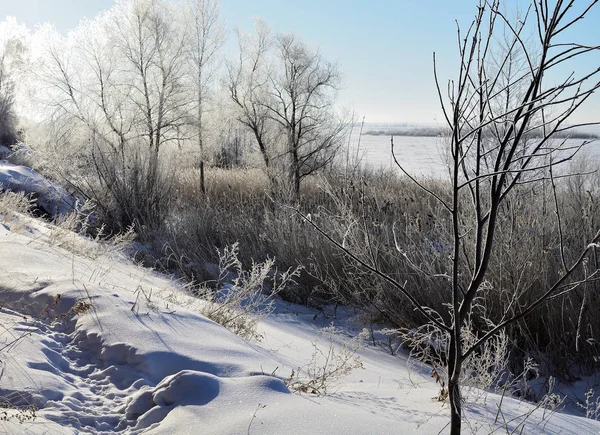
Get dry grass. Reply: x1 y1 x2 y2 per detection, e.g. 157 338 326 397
17 134 600 378
154 161 600 378
0 191 35 228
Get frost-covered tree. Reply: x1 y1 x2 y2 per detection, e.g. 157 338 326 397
227 22 348 200
0 17 30 146
182 0 225 162
31 0 225 227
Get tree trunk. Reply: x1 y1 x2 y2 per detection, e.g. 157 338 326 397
294 168 300 201
290 137 301 203
200 160 205 195
448 379 461 434
448 336 462 435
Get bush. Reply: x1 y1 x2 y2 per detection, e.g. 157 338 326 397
25 126 177 234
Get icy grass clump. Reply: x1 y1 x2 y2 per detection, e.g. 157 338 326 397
195 243 301 341
0 190 36 233
0 188 134 262
0 190 34 215
285 325 366 395
48 207 136 261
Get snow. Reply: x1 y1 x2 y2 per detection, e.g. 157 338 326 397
1 210 600 434
0 161 78 217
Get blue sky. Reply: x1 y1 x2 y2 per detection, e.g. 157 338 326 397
3 0 600 124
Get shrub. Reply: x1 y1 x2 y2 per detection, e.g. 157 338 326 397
195 243 301 341
285 325 365 395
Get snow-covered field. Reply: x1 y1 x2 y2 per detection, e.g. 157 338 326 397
348 133 600 176
1 209 599 434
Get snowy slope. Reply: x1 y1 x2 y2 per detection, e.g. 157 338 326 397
1 211 600 434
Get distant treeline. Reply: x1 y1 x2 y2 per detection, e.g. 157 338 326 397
364 127 599 139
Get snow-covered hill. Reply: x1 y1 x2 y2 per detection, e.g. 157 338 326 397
1 209 599 434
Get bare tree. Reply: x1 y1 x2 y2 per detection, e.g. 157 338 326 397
110 0 189 172
181 0 225 169
0 18 29 146
227 23 348 200
227 22 280 188
292 1 600 433
33 0 198 227
267 34 347 199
